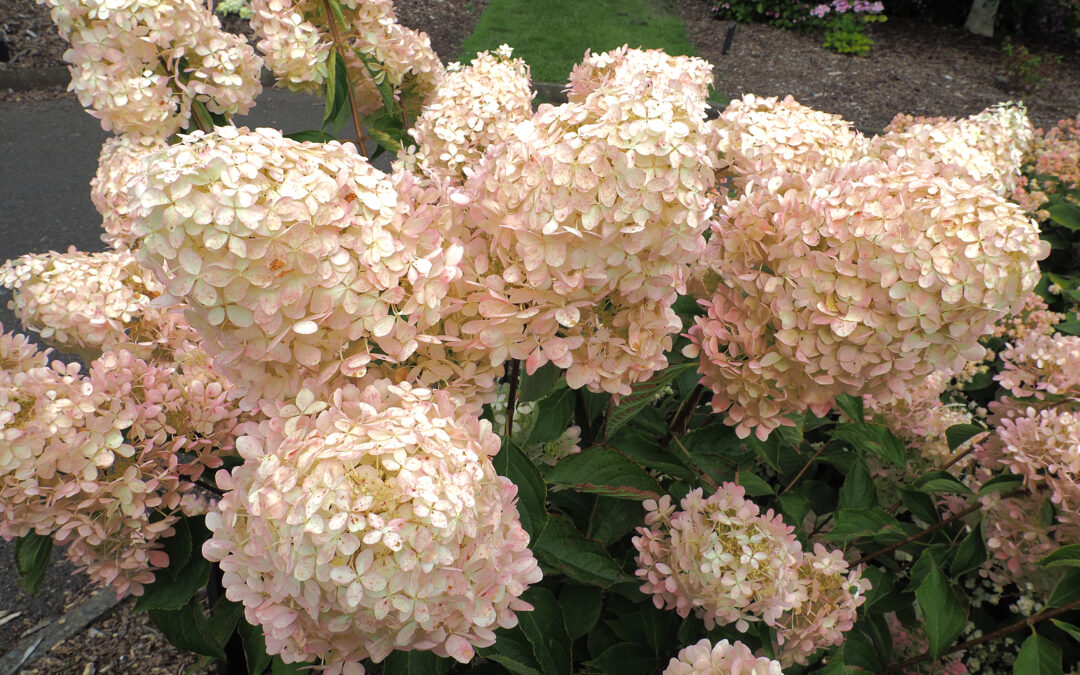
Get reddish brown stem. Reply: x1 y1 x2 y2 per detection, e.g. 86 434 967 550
319 0 367 153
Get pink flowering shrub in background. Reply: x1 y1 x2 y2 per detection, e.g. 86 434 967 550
3 0 1080 673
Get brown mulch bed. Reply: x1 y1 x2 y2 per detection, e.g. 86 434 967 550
671 0 1080 132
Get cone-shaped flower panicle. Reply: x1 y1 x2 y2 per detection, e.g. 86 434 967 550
92 134 170 250
202 381 541 672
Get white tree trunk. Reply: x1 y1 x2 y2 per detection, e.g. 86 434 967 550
964 0 1000 37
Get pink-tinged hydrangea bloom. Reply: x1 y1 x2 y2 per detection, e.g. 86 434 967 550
774 544 871 666
202 381 541 672
38 0 262 139
567 46 713 107
249 0 442 117
688 158 1047 440
873 102 1034 197
1 248 165 361
405 46 534 182
91 135 169 250
0 337 213 597
633 484 804 632
131 127 464 409
454 47 719 394
864 370 980 468
711 94 866 188
662 639 782 674
1016 114 1080 213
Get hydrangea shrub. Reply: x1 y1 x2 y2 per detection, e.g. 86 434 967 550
2 0 1080 673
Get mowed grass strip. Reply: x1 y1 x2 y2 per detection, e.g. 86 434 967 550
459 0 697 83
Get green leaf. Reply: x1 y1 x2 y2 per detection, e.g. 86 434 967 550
350 48 398 114
545 447 660 500
321 49 344 129
736 470 774 497
600 363 696 440
915 561 967 659
14 531 53 595
830 423 906 466
1047 568 1080 608
134 543 211 612
160 516 193 578
559 585 603 640
1050 619 1080 644
1013 633 1063 675
207 599 243 641
516 587 571 675
606 431 694 481
899 488 941 525
495 442 547 537
383 650 450 675
946 423 988 451
533 515 625 587
479 627 542 675
839 459 877 510
778 492 810 529
284 130 338 143
519 363 563 403
978 473 1025 497
149 597 227 659
237 619 272 675
589 496 644 546
1037 544 1080 568
827 508 905 543
527 388 574 445
916 471 974 496
1047 202 1080 231
951 520 987 577
584 643 657 674
834 393 865 422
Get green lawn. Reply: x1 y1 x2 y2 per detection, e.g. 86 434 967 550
459 0 698 84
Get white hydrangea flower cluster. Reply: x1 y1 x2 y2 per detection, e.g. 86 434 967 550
405 45 534 182
91 135 169 250
203 381 541 674
38 0 263 139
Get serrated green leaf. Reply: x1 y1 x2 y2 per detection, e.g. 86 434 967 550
826 508 905 543
916 471 974 496
736 470 774 497
207 599 243 641
516 587 571 675
951 520 987 577
383 649 450 675
494 442 547 537
584 643 657 674
559 585 603 640
839 459 877 510
161 516 193 578
607 431 694 481
237 619 272 675
1047 202 1080 231
134 544 211 612
519 363 563 403
600 363 695 440
1048 568 1080 608
915 561 967 659
533 515 624 587
14 531 53 595
545 447 660 500
1050 619 1080 645
830 423 906 466
149 597 226 659
479 627 542 675
589 496 644 546
834 393 865 422
978 473 1025 497
1013 633 1063 675
527 388 574 445
899 488 941 525
1038 544 1080 568
945 423 988 451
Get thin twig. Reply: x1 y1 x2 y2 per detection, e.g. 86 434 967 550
505 359 521 442
320 0 367 152
877 596 1080 674
669 384 704 437
194 478 224 496
779 444 827 496
854 489 1024 566
670 436 720 491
